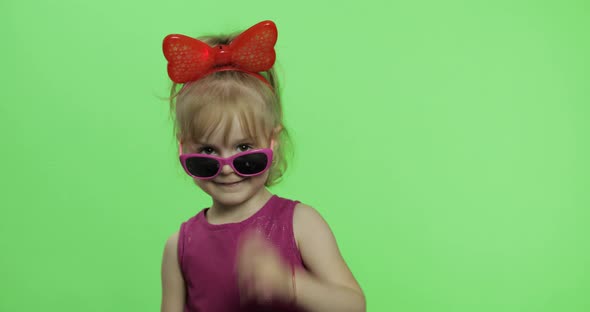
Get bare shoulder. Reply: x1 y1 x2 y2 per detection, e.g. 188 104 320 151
293 203 322 237
293 202 364 294
161 231 185 312
292 202 332 252
162 231 181 266
165 231 180 250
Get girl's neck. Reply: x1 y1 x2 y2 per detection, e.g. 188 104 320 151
207 188 273 224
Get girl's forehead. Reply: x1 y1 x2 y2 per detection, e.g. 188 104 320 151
200 125 251 144
192 116 267 146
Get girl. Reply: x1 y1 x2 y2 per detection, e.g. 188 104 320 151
160 20 365 312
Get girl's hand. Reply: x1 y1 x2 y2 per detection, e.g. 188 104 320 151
236 229 294 305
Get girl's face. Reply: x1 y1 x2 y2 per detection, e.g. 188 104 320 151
185 117 271 208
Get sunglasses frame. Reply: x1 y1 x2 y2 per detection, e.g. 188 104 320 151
178 141 274 179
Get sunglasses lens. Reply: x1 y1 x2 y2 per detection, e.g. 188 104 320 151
233 153 268 175
185 157 220 178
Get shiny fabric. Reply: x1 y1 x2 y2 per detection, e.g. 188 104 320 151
178 195 306 312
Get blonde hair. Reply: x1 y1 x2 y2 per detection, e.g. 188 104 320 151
168 34 292 186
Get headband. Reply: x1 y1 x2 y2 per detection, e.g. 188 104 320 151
162 20 277 88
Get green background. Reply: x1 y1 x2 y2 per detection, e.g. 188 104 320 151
1 0 589 311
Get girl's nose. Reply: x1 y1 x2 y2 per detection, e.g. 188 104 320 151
220 163 235 175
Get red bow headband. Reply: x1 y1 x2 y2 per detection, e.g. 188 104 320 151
162 20 278 87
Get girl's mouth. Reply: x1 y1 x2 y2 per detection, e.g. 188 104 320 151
213 179 246 186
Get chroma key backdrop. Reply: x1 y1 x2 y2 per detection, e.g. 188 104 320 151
1 0 589 311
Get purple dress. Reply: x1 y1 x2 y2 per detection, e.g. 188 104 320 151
177 195 306 312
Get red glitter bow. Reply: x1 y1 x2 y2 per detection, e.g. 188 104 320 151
163 20 278 84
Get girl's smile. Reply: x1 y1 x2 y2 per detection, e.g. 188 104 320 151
213 178 247 188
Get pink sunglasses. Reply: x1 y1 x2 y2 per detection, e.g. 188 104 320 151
178 141 274 179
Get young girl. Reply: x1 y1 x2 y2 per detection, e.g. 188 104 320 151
160 20 365 312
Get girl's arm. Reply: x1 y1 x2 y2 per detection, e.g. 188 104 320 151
292 203 366 312
160 231 186 312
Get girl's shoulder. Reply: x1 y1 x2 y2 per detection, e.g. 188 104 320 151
291 201 364 295
292 201 325 236
272 195 317 220
292 201 326 249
